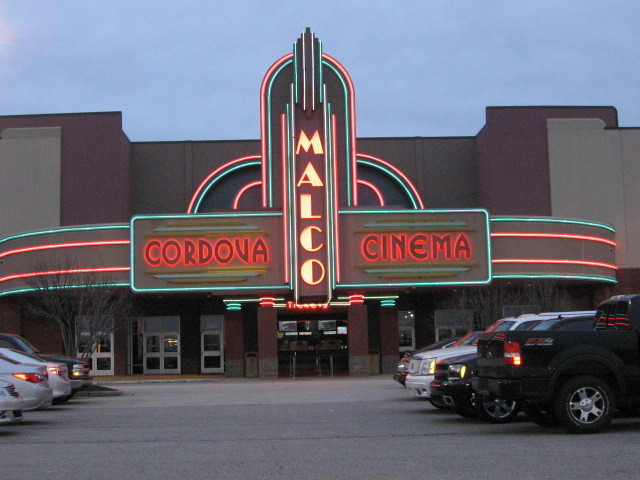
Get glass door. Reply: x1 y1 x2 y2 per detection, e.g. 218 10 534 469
76 316 115 376
201 316 224 374
143 316 181 374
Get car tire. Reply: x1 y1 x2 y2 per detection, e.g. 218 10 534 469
475 397 521 423
523 401 558 427
429 399 448 410
454 397 477 419
554 375 615 434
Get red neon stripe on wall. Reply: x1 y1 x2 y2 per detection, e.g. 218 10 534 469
0 267 130 284
0 240 129 260
492 259 617 270
491 232 616 246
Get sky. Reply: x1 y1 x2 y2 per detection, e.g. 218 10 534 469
0 1 638 142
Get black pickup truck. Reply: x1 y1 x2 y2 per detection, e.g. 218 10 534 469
472 294 640 433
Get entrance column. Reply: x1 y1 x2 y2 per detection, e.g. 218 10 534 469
257 305 278 378
379 307 399 374
348 304 369 376
224 311 244 377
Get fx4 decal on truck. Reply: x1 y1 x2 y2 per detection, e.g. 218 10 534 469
524 337 554 346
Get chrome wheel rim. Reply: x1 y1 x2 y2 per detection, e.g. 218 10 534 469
483 398 517 419
568 387 604 424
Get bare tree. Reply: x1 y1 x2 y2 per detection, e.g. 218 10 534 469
438 281 572 330
21 259 135 358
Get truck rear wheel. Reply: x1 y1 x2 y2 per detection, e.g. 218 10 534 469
475 397 521 423
523 402 558 427
555 375 615 434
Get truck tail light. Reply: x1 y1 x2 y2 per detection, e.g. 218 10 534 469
503 341 522 366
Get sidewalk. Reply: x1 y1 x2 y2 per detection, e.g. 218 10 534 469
74 374 225 397
94 374 225 384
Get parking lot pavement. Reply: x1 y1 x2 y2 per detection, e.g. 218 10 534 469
2 377 640 480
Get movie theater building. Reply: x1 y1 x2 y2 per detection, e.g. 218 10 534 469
1 30 638 378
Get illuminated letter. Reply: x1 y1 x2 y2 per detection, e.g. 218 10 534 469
198 240 213 264
184 240 196 265
300 259 326 285
432 235 452 260
162 240 181 266
235 238 249 263
214 239 233 264
454 234 472 260
409 234 429 260
297 162 324 187
362 235 379 261
296 130 324 155
144 240 162 266
391 234 407 261
252 238 269 263
300 226 324 252
300 194 321 219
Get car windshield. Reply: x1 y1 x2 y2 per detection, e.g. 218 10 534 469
5 335 39 354
484 320 515 332
451 331 482 347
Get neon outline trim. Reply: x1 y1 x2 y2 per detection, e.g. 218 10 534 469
0 267 130 284
188 156 261 213
232 181 262 210
261 54 294 208
0 224 128 245
281 113 290 284
490 217 615 233
321 56 357 205
492 259 617 270
357 179 385 206
331 113 341 284
0 240 129 260
491 232 616 246
357 154 424 209
493 274 617 284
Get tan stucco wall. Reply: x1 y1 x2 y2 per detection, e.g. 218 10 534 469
0 127 61 238
547 119 640 267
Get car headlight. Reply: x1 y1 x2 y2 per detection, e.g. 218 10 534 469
420 358 436 375
448 364 467 379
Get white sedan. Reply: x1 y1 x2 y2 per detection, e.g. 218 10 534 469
0 355 53 411
0 379 24 424
0 348 72 403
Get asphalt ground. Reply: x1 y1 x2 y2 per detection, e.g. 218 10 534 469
2 376 640 480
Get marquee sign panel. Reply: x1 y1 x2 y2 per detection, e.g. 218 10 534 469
337 209 492 288
130 214 286 293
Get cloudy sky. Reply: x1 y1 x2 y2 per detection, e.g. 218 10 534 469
0 2 638 142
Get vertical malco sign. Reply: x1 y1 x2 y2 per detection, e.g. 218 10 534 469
292 120 331 302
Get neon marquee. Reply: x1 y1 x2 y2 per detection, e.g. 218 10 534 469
143 237 269 267
361 233 472 262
